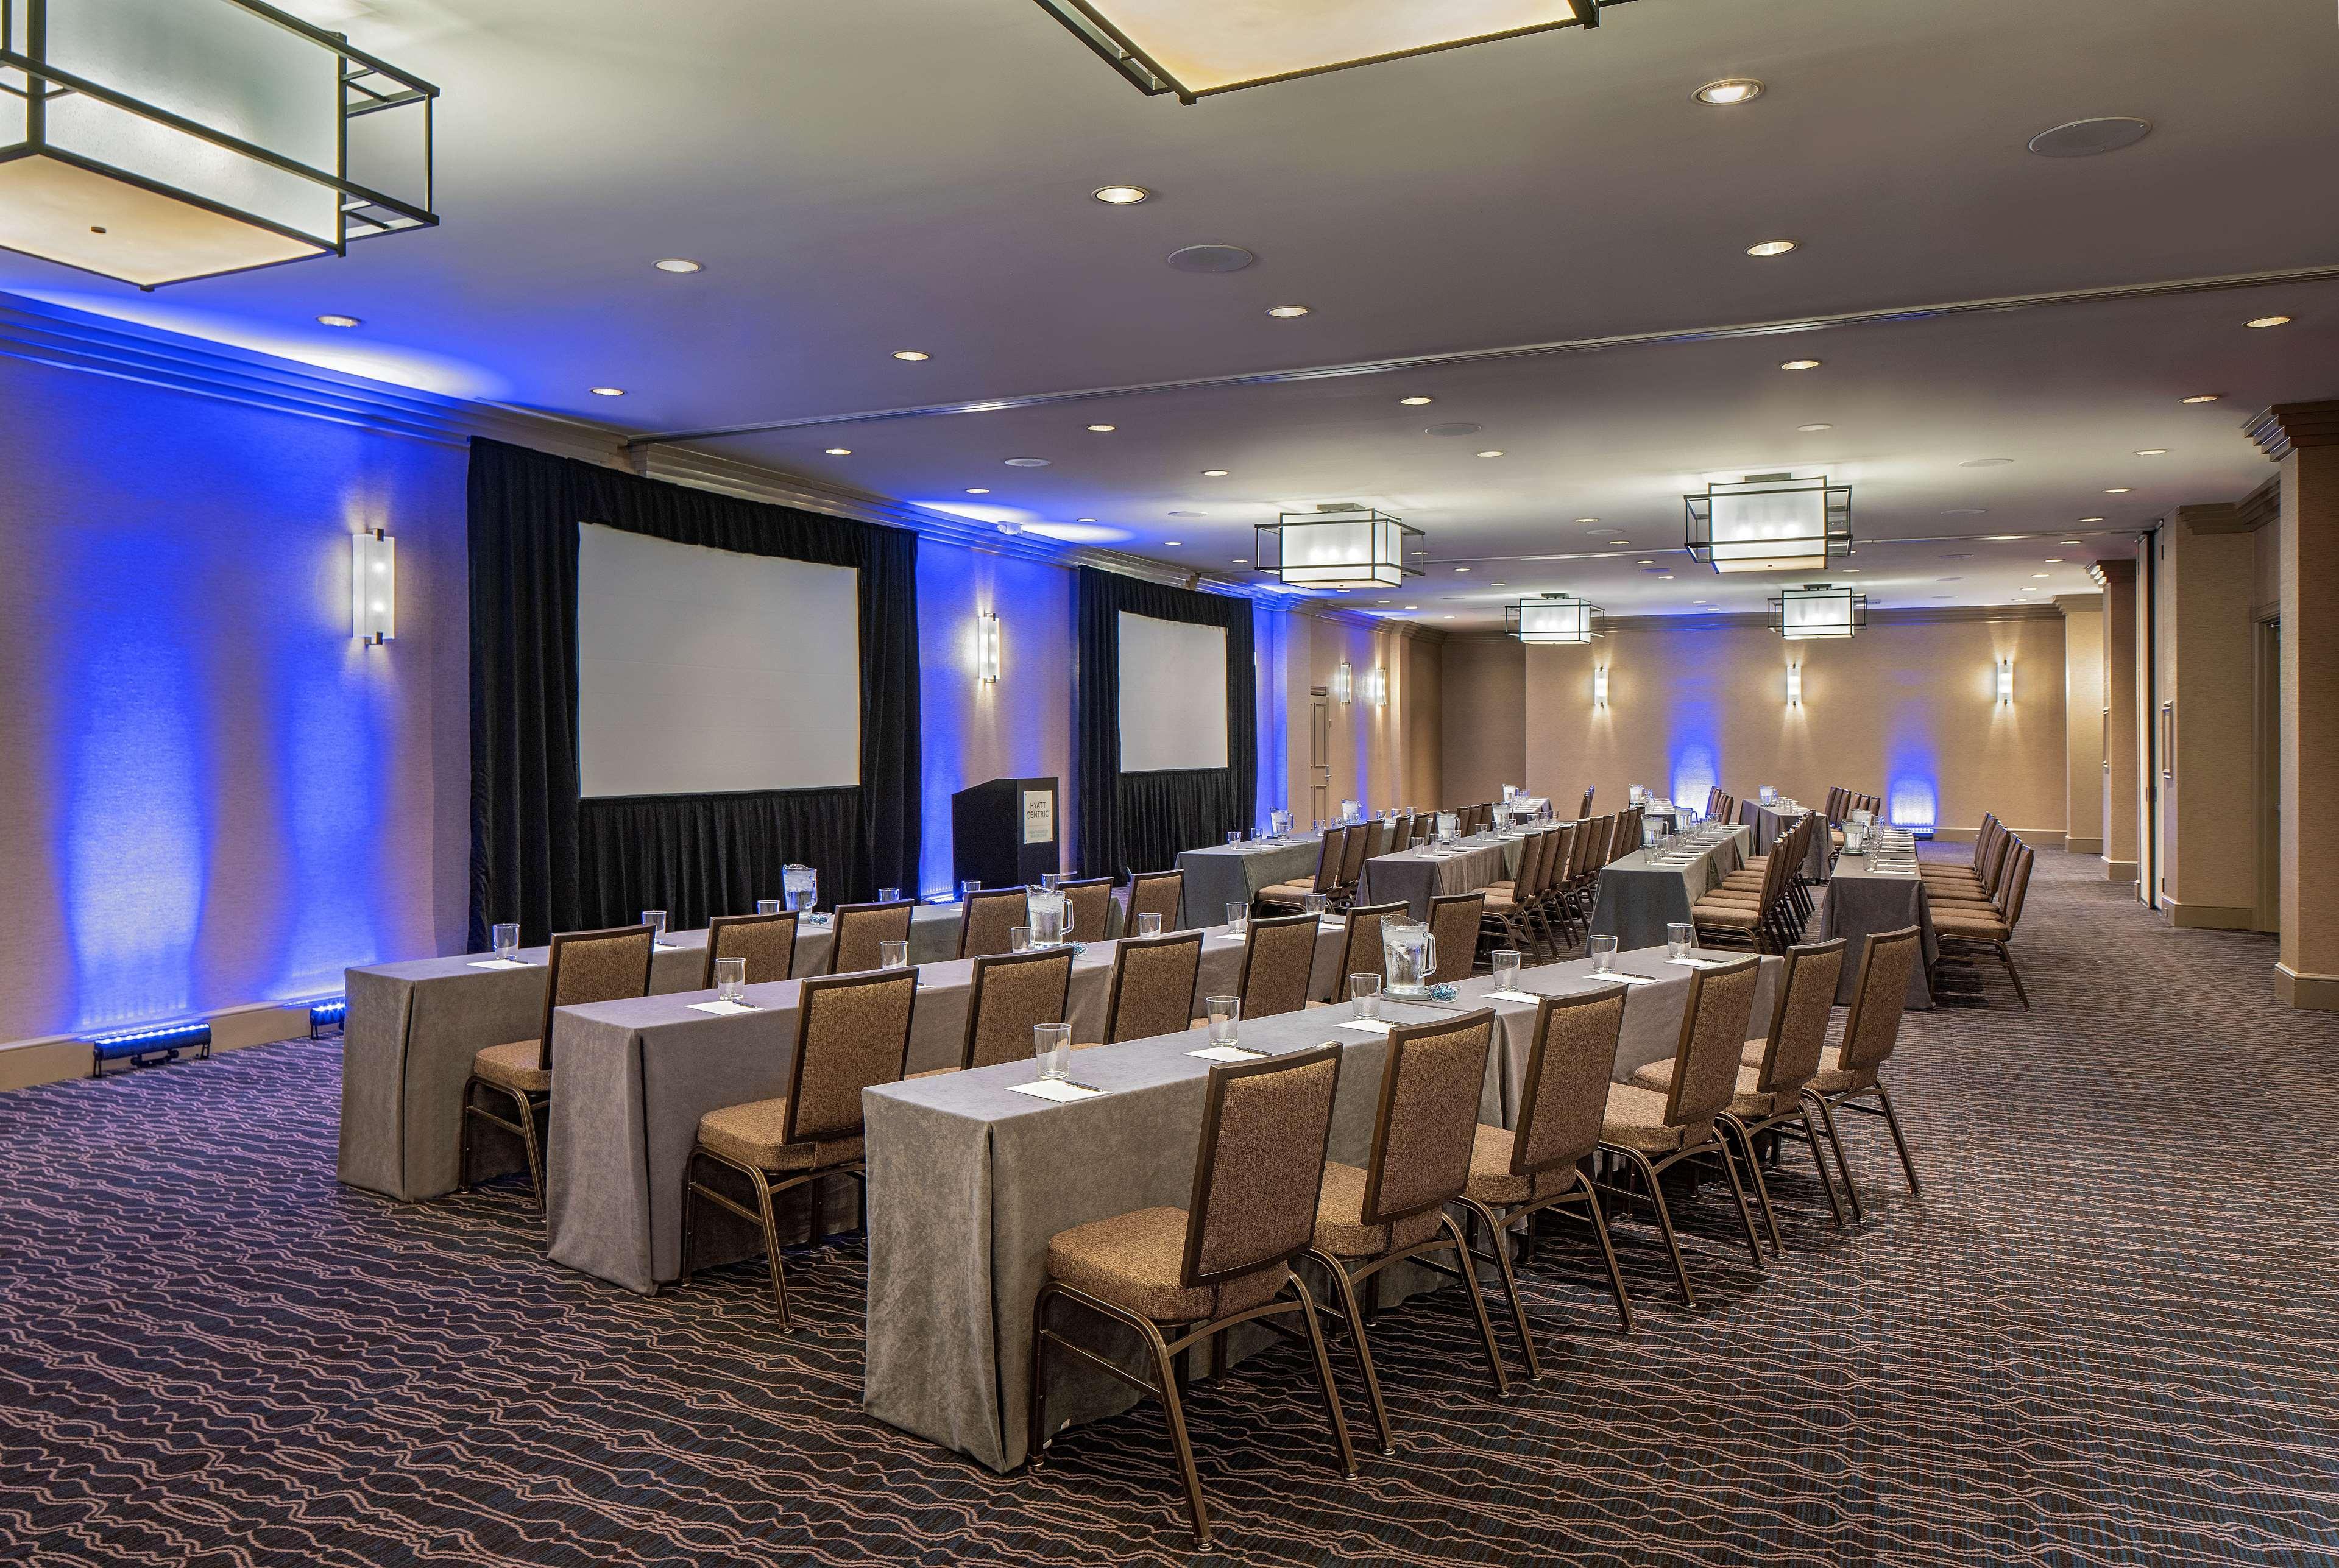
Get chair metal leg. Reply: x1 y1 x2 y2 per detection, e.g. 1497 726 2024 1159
1303 1248 1392 1455
1440 1213 1512 1401
1808 1092 1864 1221
1873 1084 1923 1194
679 1151 702 1285
1999 943 2031 1009
1574 1174 1637 1335
746 1165 793 1327
1142 1319 1211 1545
1459 1198 1544 1380
1708 1131 1766 1269
1289 1276 1359 1482
1797 1106 1846 1227
1617 1148 1696 1306
1719 1115 1784 1258
1027 1283 1058 1468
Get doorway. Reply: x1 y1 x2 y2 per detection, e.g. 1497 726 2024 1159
1309 688 1331 826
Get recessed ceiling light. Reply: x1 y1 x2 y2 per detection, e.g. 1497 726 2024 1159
590 386 625 397
2025 116 2153 157
1091 184 1152 204
1844 568 1861 574
1077 517 1097 523
653 258 702 274
1452 567 1472 573
1797 423 1833 432
1377 599 1392 605
1694 77 1764 106
1944 508 1989 516
966 487 991 494
2134 448 2168 456
1959 457 2015 468
2059 538 2082 544
2044 557 2065 563
2181 394 2221 404
1404 604 1419 611
1984 534 2025 541
2032 573 2050 579
1265 305 1311 318
1693 599 1708 606
893 350 930 361
2245 316 2292 328
1167 510 1203 517
2104 487 2133 494
1003 458 1050 469
1088 423 1117 432
1636 559 1654 566
1490 582 1506 588
1780 359 1821 371
1658 573 1675 580
316 313 361 328
2079 517 2104 523
1400 395 1434 406
1201 468 1230 476
1233 558 1248 564
1476 450 1505 458
824 447 852 456
1746 239 1797 257
1573 518 1599 525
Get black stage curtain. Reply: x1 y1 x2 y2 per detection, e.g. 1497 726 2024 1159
1075 567 1257 882
467 437 920 945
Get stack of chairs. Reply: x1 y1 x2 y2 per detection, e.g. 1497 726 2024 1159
1923 815 2035 1009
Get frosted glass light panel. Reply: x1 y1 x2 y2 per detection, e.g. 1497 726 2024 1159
1506 594 1599 644
1769 585 1866 641
0 0 436 286
1686 476 1853 574
1257 509 1421 590
1032 0 1587 100
351 529 395 645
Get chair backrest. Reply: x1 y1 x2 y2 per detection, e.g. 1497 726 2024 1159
1058 876 1114 944
1996 842 2036 928
1565 817 1596 883
829 899 918 973
958 888 1031 959
1359 1009 1498 1227
704 911 798 988
1104 930 1205 1042
1578 786 1596 819
1311 825 1350 894
1180 1045 1345 1290
1978 821 2014 891
1127 869 1186 931
781 967 918 1145
1970 813 2000 873
1236 910 1320 1019
1337 821 1371 886
1532 824 1573 899
1425 892 1485 984
1753 938 1847 1097
1512 986 1629 1180
1825 786 1845 824
1512 827 1554 902
960 947 1075 1070
1333 900 1406 1000
1619 807 1645 861
1661 955 1762 1131
537 923 657 1070
1837 925 1922 1073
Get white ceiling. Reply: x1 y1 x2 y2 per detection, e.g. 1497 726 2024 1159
6 0 2337 625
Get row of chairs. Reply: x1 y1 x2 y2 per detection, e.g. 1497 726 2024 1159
1478 810 1644 961
1690 811 1822 952
1030 925 1930 1545
1925 814 2036 1009
1702 786 1742 823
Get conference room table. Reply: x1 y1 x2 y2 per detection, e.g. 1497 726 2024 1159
542 920 1353 1295
1174 835 1324 922
1358 836 1515 919
860 944 1780 1473
1738 800 1833 883
1814 854 1941 1009
336 901 964 1202
1588 825 1753 950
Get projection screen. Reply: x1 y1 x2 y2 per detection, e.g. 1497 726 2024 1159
1117 610 1230 772
578 523 861 797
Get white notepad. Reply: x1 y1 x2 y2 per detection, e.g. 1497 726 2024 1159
685 998 761 1016
1336 1019 1394 1036
1187 1044 1262 1062
1591 972 1663 986
1005 1078 1103 1103
468 958 531 970
1665 956 1731 969
1486 988 1545 1003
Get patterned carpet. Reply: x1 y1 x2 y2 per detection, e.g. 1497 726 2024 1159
4 848 2338 1566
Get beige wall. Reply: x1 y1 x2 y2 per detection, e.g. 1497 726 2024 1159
1440 635 1526 808
2158 510 2261 927
2059 598 2105 855
1276 613 1441 824
1444 610 2071 841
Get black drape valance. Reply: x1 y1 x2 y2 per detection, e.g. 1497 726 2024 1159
467 437 920 945
1075 567 1258 882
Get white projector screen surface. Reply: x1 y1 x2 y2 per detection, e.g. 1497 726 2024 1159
1117 612 1229 772
578 524 861 797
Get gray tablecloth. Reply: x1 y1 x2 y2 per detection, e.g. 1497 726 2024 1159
1359 839 1512 919
336 902 967 1203
860 944 1778 1472
543 922 1351 1294
1175 836 1324 922
1815 859 1940 1009
1588 827 1752 950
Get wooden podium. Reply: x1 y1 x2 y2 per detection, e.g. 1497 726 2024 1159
952 776 1060 891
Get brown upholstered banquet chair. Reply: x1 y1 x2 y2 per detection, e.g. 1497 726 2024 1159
1332 820 1372 905
1785 924 1925 1217
1529 822 1582 950
1325 900 1405 1003
1029 1047 1354 1548
1258 825 1348 913
1458 986 1637 1375
704 909 798 987
1426 892 1487 983
1577 787 1595 820
1235 910 1322 1019
1923 817 2007 900
679 967 916 1324
1299 1009 1509 1452
946 947 1075 1072
1693 839 1789 953
1930 840 2034 1009
1094 929 1205 1044
826 898 916 973
1593 955 1766 1305
1480 827 1554 959
958 887 1031 959
1632 938 1847 1252
1058 875 1116 944
461 922 656 1213
1126 869 1186 932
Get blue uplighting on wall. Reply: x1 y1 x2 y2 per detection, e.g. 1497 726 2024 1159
1252 604 1289 830
1669 690 1722 814
1888 774 1939 832
273 631 386 999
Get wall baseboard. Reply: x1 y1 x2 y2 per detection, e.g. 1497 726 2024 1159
1933 825 2064 846
2065 836 2103 856
1 1001 320 1094
2167 900 2256 931
2276 964 2339 1012
2103 858 2139 881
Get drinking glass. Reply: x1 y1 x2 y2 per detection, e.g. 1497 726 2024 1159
1667 923 1694 961
879 887 901 904
756 899 784 916
1033 1023 1072 1081
1206 995 1240 1047
715 956 746 1002
1302 892 1328 919
1590 934 1618 973
1492 948 1521 993
1136 913 1162 938
492 923 519 962
879 939 909 969
960 879 982 900
1225 903 1249 938
1041 872 1062 890
642 909 667 943
1010 926 1033 953
1349 973 1383 1022
1227 830 1243 845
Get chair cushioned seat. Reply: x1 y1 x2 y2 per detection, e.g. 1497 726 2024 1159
1047 1204 1287 1321
1599 1081 1706 1153
1311 1160 1446 1257
473 1039 550 1093
1627 1055 1780 1118
907 1065 957 1080
1464 1123 1576 1207
1744 1040 1875 1096
1693 902 1763 927
696 1097 863 1172
1933 913 2012 939
1256 881 1320 906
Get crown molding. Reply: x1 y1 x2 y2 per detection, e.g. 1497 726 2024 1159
1588 602 2064 634
2245 400 2339 462
2177 501 2249 535
2053 592 2104 615
2088 557 2137 587
2235 475 2282 532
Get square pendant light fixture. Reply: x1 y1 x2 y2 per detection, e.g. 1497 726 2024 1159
1769 583 1865 641
351 528 394 645
1685 473 1853 574
1504 592 1601 644
1030 0 1613 103
1256 506 1423 590
0 0 437 288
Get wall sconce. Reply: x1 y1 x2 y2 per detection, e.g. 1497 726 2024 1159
1364 665 1388 707
1785 663 1802 707
1593 665 1610 708
977 611 1001 684
351 529 395 645
1332 659 1353 704
1995 657 2014 706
